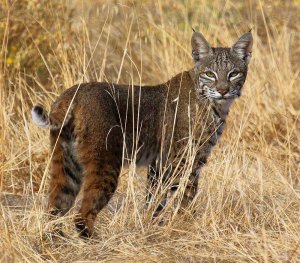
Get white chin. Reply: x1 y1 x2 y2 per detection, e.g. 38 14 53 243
215 98 234 105
214 99 225 104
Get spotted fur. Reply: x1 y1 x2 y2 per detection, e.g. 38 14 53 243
32 30 252 237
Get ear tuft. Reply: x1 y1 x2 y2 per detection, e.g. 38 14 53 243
231 32 253 64
191 31 213 62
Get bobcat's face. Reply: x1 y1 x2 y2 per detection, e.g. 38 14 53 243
196 49 248 100
191 31 253 101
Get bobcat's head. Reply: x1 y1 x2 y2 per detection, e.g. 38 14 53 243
191 30 253 101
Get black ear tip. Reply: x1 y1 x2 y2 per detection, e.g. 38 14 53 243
241 31 253 41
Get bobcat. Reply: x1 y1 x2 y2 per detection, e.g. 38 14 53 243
32 30 252 237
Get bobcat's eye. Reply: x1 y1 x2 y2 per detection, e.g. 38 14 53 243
205 71 216 79
228 71 240 79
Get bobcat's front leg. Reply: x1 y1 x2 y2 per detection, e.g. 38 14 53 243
180 171 200 209
147 160 170 218
179 153 207 210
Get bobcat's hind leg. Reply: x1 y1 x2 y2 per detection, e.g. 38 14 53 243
48 129 82 219
75 149 122 238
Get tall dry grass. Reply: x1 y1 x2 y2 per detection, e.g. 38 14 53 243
0 0 300 262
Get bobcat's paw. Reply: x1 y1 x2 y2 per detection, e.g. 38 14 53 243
74 217 93 238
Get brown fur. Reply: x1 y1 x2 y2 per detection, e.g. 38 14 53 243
32 31 252 237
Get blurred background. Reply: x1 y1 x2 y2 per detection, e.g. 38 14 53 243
0 1 300 262
2 0 299 84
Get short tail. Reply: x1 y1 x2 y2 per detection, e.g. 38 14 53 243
31 105 50 128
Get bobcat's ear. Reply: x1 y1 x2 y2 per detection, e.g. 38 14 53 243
191 31 213 62
231 32 253 64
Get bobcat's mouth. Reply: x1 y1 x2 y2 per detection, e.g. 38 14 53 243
223 90 241 99
205 87 240 100
221 93 240 100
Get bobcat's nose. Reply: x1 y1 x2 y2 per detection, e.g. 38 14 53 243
217 89 228 96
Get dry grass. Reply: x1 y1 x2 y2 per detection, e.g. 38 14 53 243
1 0 300 262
